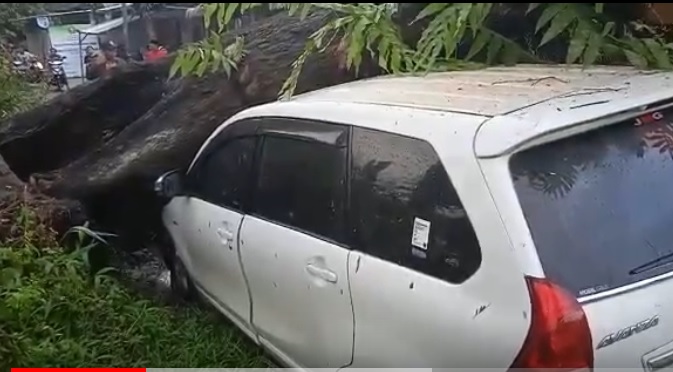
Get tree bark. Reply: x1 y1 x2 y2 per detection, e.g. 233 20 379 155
0 61 169 180
0 154 84 240
0 4 651 245
0 10 379 245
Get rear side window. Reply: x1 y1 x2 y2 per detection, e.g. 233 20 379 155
511 106 673 297
350 127 482 283
252 135 348 244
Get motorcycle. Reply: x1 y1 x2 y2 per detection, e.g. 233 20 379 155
12 59 26 74
48 57 68 92
12 58 44 83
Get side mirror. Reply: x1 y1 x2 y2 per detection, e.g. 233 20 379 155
154 170 184 199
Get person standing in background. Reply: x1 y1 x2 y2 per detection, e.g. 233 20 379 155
143 39 168 62
84 45 96 65
86 41 127 80
116 42 131 62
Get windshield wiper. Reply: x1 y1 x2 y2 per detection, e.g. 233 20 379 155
629 251 673 275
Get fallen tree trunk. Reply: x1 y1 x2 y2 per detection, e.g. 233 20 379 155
0 10 379 245
0 154 84 241
0 62 169 180
0 4 645 244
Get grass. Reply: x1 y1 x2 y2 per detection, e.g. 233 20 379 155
0 208 271 369
0 56 268 369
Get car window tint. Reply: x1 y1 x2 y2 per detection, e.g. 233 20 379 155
511 106 673 296
350 127 482 283
252 135 347 244
190 136 256 210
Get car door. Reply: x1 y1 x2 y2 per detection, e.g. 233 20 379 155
238 118 354 369
343 127 526 367
165 124 258 336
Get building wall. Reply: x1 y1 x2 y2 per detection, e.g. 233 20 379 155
25 8 196 70
50 24 98 78
102 18 147 56
153 16 184 51
24 20 51 62
100 13 189 56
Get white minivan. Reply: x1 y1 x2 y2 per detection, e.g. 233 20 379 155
155 65 673 370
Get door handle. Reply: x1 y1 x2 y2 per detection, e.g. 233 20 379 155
306 264 338 283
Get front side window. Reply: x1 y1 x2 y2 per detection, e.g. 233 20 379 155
189 136 257 210
350 127 482 283
251 135 348 243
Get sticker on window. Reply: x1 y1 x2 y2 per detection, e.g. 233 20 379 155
634 111 665 127
411 217 431 250
578 284 610 296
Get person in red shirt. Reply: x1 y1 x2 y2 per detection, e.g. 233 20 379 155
143 39 168 62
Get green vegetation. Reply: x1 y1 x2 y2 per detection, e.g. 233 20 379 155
172 3 673 98
0 3 45 40
5 3 669 368
0 3 268 365
0 55 45 120
0 208 270 368
0 3 50 119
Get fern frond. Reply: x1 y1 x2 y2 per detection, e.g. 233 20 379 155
280 3 413 99
535 3 673 69
414 3 489 70
170 35 246 79
174 2 673 102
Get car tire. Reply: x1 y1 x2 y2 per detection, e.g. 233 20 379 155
170 253 196 301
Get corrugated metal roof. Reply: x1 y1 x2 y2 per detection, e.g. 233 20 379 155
44 3 90 12
73 13 137 35
293 65 673 117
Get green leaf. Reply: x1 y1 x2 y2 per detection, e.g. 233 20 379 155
224 3 239 30
413 3 447 23
625 37 649 56
594 3 604 14
210 49 222 73
601 43 622 61
168 54 182 78
347 18 370 72
203 3 217 30
468 3 492 35
566 25 588 64
601 21 615 36
535 3 565 33
582 33 602 66
527 3 541 14
466 29 491 60
643 38 673 69
300 4 312 19
624 50 649 69
501 41 520 66
486 36 502 64
539 8 575 46
182 50 200 76
0 267 21 286
217 3 227 31
195 51 211 77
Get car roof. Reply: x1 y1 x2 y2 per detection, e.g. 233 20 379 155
291 64 673 117
216 64 673 162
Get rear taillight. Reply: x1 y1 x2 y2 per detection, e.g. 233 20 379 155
509 276 594 372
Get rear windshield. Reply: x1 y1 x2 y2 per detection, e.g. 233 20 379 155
510 106 673 297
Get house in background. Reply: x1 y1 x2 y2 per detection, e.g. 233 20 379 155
22 3 136 78
21 3 198 79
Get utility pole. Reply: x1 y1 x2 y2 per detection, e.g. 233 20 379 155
88 3 98 24
121 2 130 48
